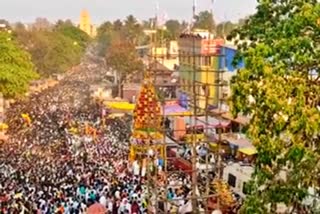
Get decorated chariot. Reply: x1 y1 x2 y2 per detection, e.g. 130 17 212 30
129 72 165 163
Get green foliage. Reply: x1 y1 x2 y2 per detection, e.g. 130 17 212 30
96 15 147 57
96 21 114 56
230 0 320 213
165 20 181 39
216 21 237 38
106 40 144 97
14 21 89 77
106 41 144 79
0 19 11 30
123 15 144 44
38 31 83 75
155 29 172 44
0 32 38 98
194 11 215 32
55 20 90 50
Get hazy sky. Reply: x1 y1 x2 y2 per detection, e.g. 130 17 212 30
0 0 257 24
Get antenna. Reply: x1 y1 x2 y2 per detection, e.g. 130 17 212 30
155 1 159 28
189 0 197 31
211 0 215 33
193 0 197 18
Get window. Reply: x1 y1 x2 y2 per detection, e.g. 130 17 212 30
242 182 250 195
202 84 210 96
228 173 236 188
203 56 211 66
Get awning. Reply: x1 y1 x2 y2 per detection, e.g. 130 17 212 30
105 101 135 111
238 147 257 156
225 138 252 148
184 116 230 128
164 104 191 116
221 112 250 125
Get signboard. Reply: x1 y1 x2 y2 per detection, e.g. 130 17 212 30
201 39 225 55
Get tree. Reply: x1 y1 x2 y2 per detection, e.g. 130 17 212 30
155 29 172 43
123 15 144 44
32 17 52 31
13 19 90 78
229 0 320 213
142 19 153 29
54 20 90 50
165 19 181 39
194 11 215 32
0 32 38 98
15 29 84 77
216 21 237 38
0 19 11 30
113 19 123 31
106 40 144 97
96 21 114 56
181 20 189 32
13 22 26 32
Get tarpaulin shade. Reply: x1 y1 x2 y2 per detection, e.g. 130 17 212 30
164 104 191 116
105 102 135 110
184 116 230 128
238 147 257 155
225 138 252 148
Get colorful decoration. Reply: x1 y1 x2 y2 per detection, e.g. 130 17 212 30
132 72 162 139
130 71 164 162
212 179 235 209
132 130 162 140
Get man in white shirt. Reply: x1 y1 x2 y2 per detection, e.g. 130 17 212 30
99 195 107 207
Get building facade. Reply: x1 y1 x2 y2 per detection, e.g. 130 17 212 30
150 40 179 71
79 10 97 38
178 30 225 110
218 45 245 100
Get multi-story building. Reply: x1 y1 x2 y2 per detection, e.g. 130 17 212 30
150 40 179 71
178 29 225 110
79 9 97 38
218 44 245 101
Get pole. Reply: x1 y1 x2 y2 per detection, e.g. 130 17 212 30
191 0 198 212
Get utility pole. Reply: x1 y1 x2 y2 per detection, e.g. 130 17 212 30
191 0 198 212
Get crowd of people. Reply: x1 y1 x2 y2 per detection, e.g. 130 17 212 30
0 56 154 213
0 49 242 213
0 52 205 214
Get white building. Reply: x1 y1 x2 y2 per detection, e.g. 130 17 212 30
223 163 254 198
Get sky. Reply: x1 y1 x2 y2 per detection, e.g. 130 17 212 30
0 0 257 25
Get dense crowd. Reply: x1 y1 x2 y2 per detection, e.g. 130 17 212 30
1 54 146 213
0 52 202 213
0 48 244 213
